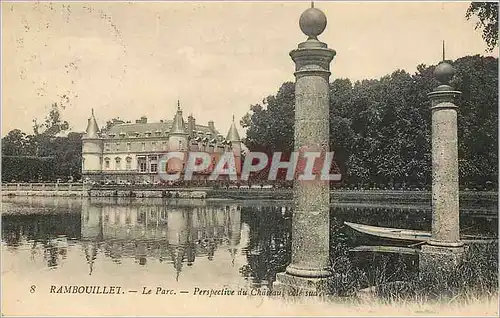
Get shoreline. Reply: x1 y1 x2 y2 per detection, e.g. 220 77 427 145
1 186 497 203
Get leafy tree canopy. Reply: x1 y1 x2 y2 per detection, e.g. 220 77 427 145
242 55 498 189
466 2 499 51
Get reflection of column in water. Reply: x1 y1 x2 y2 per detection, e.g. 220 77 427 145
130 206 137 226
186 209 196 267
44 241 59 268
199 207 207 239
109 205 127 240
159 237 169 263
81 199 103 240
228 205 241 265
135 240 148 266
206 206 214 237
119 207 127 226
167 208 188 245
167 208 188 281
240 223 250 249
108 206 116 225
215 206 226 237
83 241 98 275
223 206 230 237
192 207 200 241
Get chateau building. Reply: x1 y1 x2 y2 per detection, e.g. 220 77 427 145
81 102 242 184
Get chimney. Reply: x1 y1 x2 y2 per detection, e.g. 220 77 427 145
136 116 147 124
208 120 215 137
188 115 196 137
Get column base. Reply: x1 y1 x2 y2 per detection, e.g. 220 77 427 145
273 272 331 297
419 243 465 278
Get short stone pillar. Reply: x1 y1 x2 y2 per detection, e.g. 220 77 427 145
420 60 464 275
274 4 336 295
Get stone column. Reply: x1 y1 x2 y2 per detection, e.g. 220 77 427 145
275 4 335 295
420 61 464 274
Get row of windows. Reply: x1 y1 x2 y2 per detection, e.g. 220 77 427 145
104 142 165 152
102 157 158 172
103 140 229 152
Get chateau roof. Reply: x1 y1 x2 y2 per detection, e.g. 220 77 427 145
170 104 187 135
84 109 100 138
226 116 240 142
106 121 216 138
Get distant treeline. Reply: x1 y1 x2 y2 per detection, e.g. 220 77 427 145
2 103 83 182
242 55 498 190
1 132 83 182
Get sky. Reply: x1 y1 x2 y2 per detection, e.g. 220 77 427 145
2 1 497 137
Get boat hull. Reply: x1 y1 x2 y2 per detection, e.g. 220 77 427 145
344 221 497 244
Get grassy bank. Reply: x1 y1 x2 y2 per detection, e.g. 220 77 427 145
374 242 498 303
324 242 498 304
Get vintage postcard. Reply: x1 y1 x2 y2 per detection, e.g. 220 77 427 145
1 1 498 317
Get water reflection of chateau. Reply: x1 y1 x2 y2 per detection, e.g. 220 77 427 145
81 198 242 279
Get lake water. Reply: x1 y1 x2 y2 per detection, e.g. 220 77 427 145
2 196 498 295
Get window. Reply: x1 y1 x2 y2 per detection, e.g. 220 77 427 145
162 141 167 151
138 157 147 172
115 157 121 170
105 143 110 152
104 158 110 170
141 142 146 151
126 157 132 170
116 143 120 151
127 143 131 152
152 142 157 151
151 163 158 173
149 156 157 172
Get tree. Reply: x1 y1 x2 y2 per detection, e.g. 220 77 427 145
466 2 499 52
2 102 83 181
33 102 70 137
101 117 127 134
242 82 295 154
2 129 28 156
453 55 498 188
241 55 498 190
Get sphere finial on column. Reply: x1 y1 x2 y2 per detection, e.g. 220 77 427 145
299 6 327 39
434 61 455 86
433 41 455 87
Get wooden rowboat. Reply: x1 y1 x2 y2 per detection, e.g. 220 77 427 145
345 221 430 241
344 221 497 244
350 245 420 256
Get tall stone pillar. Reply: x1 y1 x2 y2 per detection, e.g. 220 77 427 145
420 60 464 274
275 4 335 295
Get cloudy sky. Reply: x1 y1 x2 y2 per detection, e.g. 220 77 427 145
2 1 497 137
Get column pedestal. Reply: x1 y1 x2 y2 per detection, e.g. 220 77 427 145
274 272 329 296
419 243 465 277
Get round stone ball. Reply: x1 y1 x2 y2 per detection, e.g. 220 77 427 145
434 62 455 84
299 8 327 37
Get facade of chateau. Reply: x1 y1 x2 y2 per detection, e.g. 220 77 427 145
81 103 242 184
